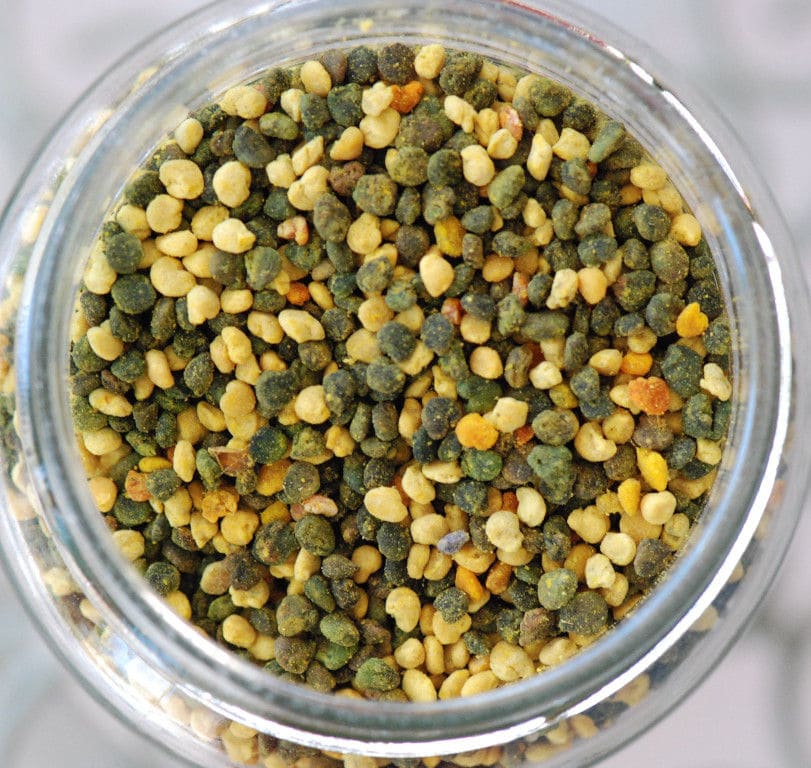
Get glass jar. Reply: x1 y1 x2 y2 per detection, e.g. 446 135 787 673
0 1 807 766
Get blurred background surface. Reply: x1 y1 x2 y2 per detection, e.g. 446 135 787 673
0 1 809 766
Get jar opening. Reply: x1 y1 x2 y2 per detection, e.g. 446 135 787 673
8 0 792 756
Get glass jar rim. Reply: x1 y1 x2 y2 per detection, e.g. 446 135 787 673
5 0 798 754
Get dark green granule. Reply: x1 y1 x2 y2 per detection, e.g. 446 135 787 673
457 375 501 414
286 238 323 272
322 553 359 580
377 43 416 84
613 312 644 339
617 238 648 270
124 170 163 207
463 630 492 656
646 291 685 336
304 574 337 613
71 336 107 373
383 279 417 313
149 298 176 343
247 607 278 636
364 458 396 489
532 408 579 446
233 123 275 167
316 639 356 672
354 657 400 692
558 591 609 636
578 234 618 266
650 239 690 283
312 193 352 242
375 321 415 363
560 158 592 195
537 568 578 610
587 120 626 162
276 594 320 637
356 256 394 294
661 343 702 397
264 187 296 220
365 359 406 397
461 449 502 482
434 587 469 623
502 346 532 390
207 595 237 622
387 146 429 187
633 204 671 242
704 317 731 355
210 249 247 289
528 444 576 505
103 232 144 275
298 341 332 371
496 608 523 644
252 520 299 565
259 111 300 139
421 184 454 225
634 538 673 581
71 397 107 431
562 335 590 377
504 579 540 612
255 369 298 413
461 205 495 235
257 67 291 107
321 369 357 418
295 515 336 557
371 402 399 442
299 93 332 131
110 273 157 314
529 76 573 117
394 187 422 226
321 307 356 341
488 165 525 210
144 561 181 597
353 174 399 217
427 148 463 187
282 461 321 503
688 278 724 319
180 352 213 397
127 430 158 457
145 468 182 501
496 294 524 336
154 411 178 449
331 577 363 610
376 522 411 561
612 270 657 312
324 82 362 127
275 637 317 675
681 393 715 439
320 612 361 648
569 365 600 401
420 313 454 354
665 436 696 470
290 427 328 461
411 427 439 464
464 78 498 110
421 397 463 440
574 203 611 238
113 496 153 527
438 51 482 95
